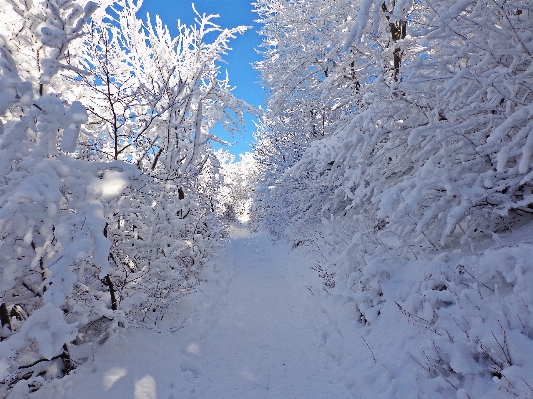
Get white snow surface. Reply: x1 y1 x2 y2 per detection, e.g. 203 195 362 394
25 225 353 399
7 222 533 398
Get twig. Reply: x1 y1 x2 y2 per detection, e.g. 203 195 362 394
360 334 376 363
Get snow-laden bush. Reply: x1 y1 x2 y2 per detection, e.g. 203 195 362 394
305 215 533 398
409 245 533 398
0 0 110 388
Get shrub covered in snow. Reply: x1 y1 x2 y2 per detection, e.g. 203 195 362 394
309 219 533 398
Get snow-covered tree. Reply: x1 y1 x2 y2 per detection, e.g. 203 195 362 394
252 1 533 397
71 0 254 285
251 0 367 233
74 0 254 320
0 0 111 388
376 0 533 246
253 0 533 246
75 0 252 167
0 0 254 394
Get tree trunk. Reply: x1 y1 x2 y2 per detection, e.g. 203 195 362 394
103 274 118 311
61 343 74 374
103 223 118 311
0 303 12 339
383 2 407 81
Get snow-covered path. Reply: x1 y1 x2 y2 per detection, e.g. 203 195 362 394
194 226 350 398
30 226 352 399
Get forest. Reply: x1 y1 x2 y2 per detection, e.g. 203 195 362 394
1 0 532 398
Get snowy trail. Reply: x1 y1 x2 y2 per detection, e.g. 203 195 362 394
193 226 350 398
30 226 352 399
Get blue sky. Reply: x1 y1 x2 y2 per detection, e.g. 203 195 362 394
139 0 264 155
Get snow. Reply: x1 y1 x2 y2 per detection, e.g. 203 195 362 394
0 304 77 363
20 225 352 399
1 0 532 397
344 0 375 47
60 101 88 153
4 221 533 399
91 170 129 200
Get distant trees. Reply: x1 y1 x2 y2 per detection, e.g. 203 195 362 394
252 0 363 234
0 0 251 394
216 150 259 224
